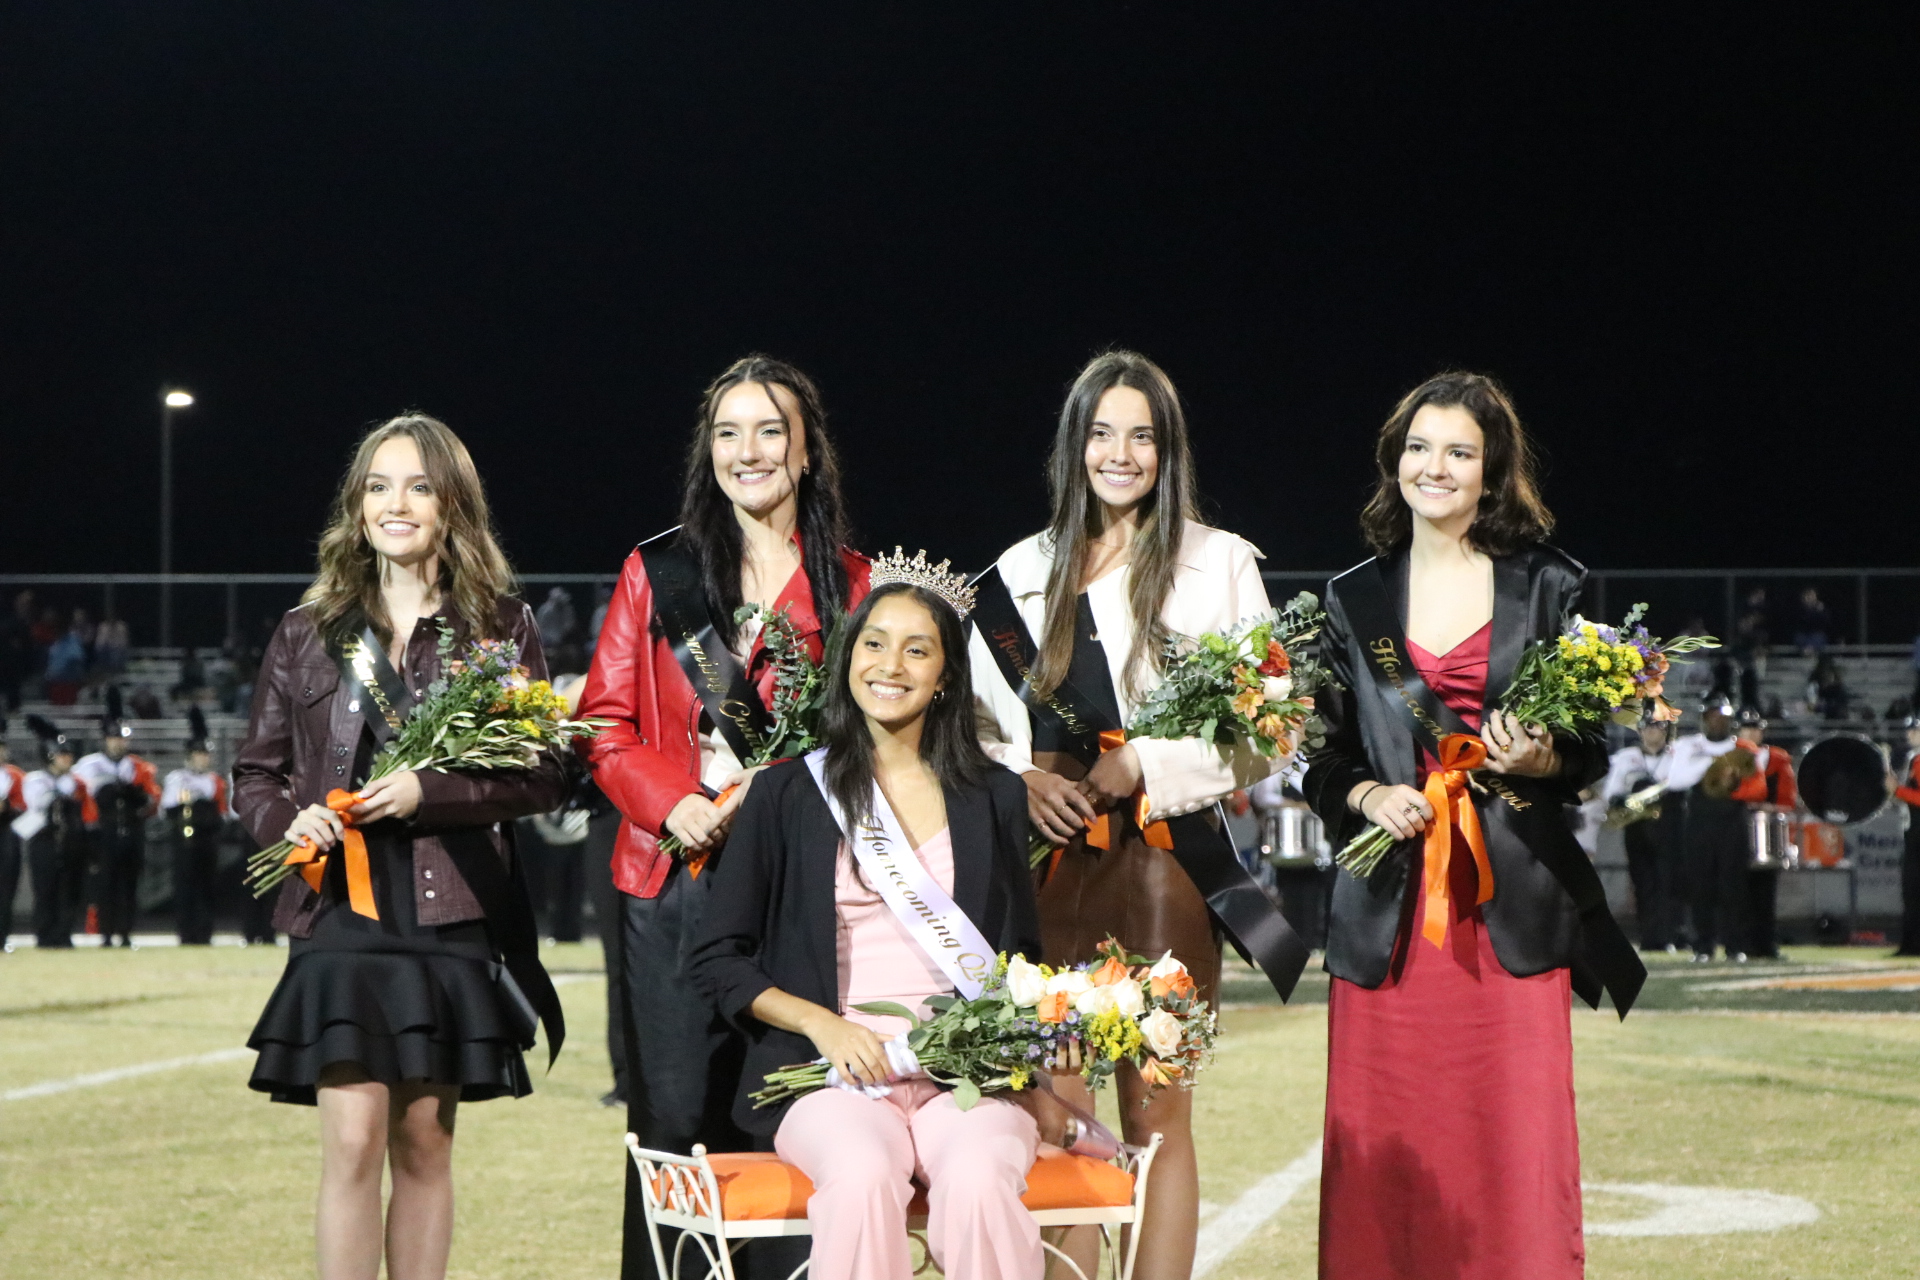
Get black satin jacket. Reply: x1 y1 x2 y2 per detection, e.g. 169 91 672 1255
1303 544 1608 992
687 757 1042 1137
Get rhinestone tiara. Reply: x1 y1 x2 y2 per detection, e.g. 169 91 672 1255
868 547 977 619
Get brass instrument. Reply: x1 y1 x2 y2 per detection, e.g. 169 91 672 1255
1746 804 1798 868
1603 781 1667 829
1258 800 1329 868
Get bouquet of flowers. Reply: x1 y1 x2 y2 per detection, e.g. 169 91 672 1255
1029 595 1330 869
1333 604 1719 877
656 603 827 860
751 940 1217 1112
1128 592 1330 757
245 625 608 896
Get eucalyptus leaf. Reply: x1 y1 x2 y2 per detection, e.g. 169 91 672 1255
852 1001 922 1026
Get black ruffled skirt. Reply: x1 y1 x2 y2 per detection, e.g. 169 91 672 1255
248 842 531 1106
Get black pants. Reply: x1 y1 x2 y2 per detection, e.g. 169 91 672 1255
1686 794 1749 957
1623 809 1679 950
586 810 627 1099
174 830 220 944
1897 819 1920 956
0 829 20 943
1745 868 1781 958
545 841 584 942
28 830 84 947
95 827 144 941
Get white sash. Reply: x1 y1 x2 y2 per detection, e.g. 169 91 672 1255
804 748 995 999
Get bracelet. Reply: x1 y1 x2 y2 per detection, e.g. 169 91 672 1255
1351 782 1385 816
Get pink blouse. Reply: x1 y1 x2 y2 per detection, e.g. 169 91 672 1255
835 827 955 1037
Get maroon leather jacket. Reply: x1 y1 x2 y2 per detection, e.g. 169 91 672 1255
234 599 568 937
578 543 869 899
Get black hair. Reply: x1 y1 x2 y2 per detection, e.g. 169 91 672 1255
818 583 995 828
678 355 853 649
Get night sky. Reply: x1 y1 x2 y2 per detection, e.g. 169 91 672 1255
5 5 1914 594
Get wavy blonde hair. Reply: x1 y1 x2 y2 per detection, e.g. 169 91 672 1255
303 413 517 648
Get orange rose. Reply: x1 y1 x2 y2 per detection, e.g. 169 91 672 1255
1036 990 1070 1023
1138 1056 1185 1087
1089 956 1130 987
1150 969 1196 1000
1258 640 1291 677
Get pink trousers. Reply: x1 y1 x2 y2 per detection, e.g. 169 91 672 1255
774 1079 1043 1280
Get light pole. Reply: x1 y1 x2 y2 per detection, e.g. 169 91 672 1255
159 388 194 649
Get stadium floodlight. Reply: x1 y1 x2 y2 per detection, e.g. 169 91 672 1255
163 390 195 408
160 388 196 648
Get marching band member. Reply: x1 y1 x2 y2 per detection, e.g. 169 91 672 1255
968 350 1304 1280
1303 372 1642 1280
578 355 869 1280
1 727 26 948
73 689 160 946
163 709 230 945
690 568 1046 1280
1603 719 1680 950
238 414 566 1280
1668 696 1745 961
18 717 95 948
1725 708 1796 960
1893 715 1920 956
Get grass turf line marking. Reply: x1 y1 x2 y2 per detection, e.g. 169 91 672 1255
1191 1139 1323 1277
2 1047 252 1102
1583 1182 1820 1235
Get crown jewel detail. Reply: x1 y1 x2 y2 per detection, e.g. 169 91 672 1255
868 547 977 619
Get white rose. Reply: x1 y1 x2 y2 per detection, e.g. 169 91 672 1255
1141 1008 1184 1058
1004 956 1048 1008
1262 675 1292 703
1073 984 1118 1017
1046 969 1092 998
1111 980 1146 1018
1148 951 1190 983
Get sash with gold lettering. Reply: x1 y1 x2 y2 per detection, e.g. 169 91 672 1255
804 748 995 999
640 526 775 765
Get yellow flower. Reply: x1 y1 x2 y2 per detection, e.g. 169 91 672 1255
519 719 541 738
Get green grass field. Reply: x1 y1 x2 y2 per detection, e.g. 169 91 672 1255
2 942 1916 1278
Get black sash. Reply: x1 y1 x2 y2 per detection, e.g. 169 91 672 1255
969 567 1310 1002
1335 560 1646 1017
331 625 567 1067
640 528 774 765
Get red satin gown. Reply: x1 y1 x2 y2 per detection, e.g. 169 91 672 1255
1318 621 1584 1279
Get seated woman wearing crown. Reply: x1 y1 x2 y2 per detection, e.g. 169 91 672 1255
689 555 1049 1280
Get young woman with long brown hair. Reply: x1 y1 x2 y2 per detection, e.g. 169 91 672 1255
238 414 567 1280
968 350 1304 1280
1303 373 1643 1279
577 355 870 1279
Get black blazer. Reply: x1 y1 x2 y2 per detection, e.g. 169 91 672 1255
1303 544 1609 995
686 756 1043 1137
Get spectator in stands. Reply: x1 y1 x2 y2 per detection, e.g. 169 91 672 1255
128 684 164 720
1793 585 1832 653
93 613 129 677
1730 588 1769 710
0 591 33 710
536 586 576 650
43 614 88 705
584 583 613 664
1806 654 1850 721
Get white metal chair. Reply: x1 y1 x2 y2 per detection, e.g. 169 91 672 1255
625 1129 1162 1280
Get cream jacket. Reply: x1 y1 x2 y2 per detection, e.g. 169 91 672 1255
968 519 1280 821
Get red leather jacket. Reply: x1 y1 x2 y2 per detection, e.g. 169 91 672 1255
579 543 870 898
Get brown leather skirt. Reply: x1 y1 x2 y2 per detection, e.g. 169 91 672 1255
1032 751 1224 1008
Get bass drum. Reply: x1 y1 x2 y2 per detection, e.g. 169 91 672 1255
1797 733 1890 826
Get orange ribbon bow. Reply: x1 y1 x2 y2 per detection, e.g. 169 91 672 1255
282 788 379 920
1084 729 1176 854
1420 733 1495 949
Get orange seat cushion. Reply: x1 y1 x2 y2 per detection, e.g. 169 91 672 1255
678 1149 1134 1221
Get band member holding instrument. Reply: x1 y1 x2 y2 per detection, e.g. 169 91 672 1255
238 415 566 1280
1893 715 1920 956
164 710 230 945
74 689 160 946
1303 373 1642 1280
691 569 1047 1280
969 350 1304 1280
1603 719 1679 950
579 356 870 1280
1669 695 1746 962
19 718 94 948
1725 708 1796 959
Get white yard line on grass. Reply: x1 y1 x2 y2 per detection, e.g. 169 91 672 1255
1192 1138 1323 1277
1 1047 253 1102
